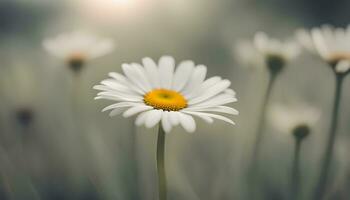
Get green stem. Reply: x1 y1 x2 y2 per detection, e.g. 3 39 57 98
313 74 344 200
128 123 140 200
247 71 278 200
157 125 167 200
290 138 302 200
251 72 277 163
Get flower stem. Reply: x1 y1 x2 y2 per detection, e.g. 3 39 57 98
157 125 167 200
290 138 302 200
313 74 344 200
129 124 141 200
251 71 277 163
247 71 278 200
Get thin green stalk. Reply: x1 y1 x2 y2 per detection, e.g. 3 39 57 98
251 72 277 163
15 123 41 200
290 138 302 200
313 74 344 200
72 73 82 118
247 71 278 200
127 123 140 200
157 125 167 200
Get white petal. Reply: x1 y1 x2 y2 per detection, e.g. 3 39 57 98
89 39 115 59
224 88 236 97
188 80 231 105
296 29 315 51
168 111 180 126
100 79 126 90
109 107 128 117
109 72 144 95
311 28 330 59
96 92 143 102
172 60 195 91
109 72 129 84
123 105 153 118
182 111 213 123
145 109 163 128
43 39 66 58
185 112 235 125
254 32 269 53
132 63 153 91
96 86 138 98
184 76 222 100
161 112 172 133
182 65 207 96
135 111 149 126
102 102 143 112
201 76 222 89
158 56 175 89
142 57 160 88
190 94 237 108
94 94 143 102
122 64 149 93
185 106 239 115
335 60 350 73
178 112 196 133
93 85 111 91
99 80 139 95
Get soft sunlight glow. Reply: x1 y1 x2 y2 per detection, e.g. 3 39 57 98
79 0 150 23
111 0 130 6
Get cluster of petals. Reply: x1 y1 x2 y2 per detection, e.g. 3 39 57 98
268 103 321 134
235 32 300 68
94 56 238 133
297 25 350 73
43 30 115 62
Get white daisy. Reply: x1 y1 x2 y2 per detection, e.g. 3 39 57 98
94 56 238 133
234 39 264 68
254 32 300 62
296 25 350 74
269 103 321 139
235 32 300 72
43 30 115 72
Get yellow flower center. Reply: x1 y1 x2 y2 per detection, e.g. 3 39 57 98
144 89 187 111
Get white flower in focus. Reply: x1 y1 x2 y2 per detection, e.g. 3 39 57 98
296 25 350 74
269 103 321 138
43 30 115 71
94 56 239 133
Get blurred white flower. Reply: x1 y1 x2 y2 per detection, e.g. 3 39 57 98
94 55 238 133
269 103 321 138
235 32 300 72
254 32 301 61
234 39 264 68
296 25 350 74
43 30 115 71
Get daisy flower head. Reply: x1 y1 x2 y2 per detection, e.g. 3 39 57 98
94 56 239 133
234 39 264 69
43 30 115 73
269 103 321 140
296 25 350 74
253 32 301 74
